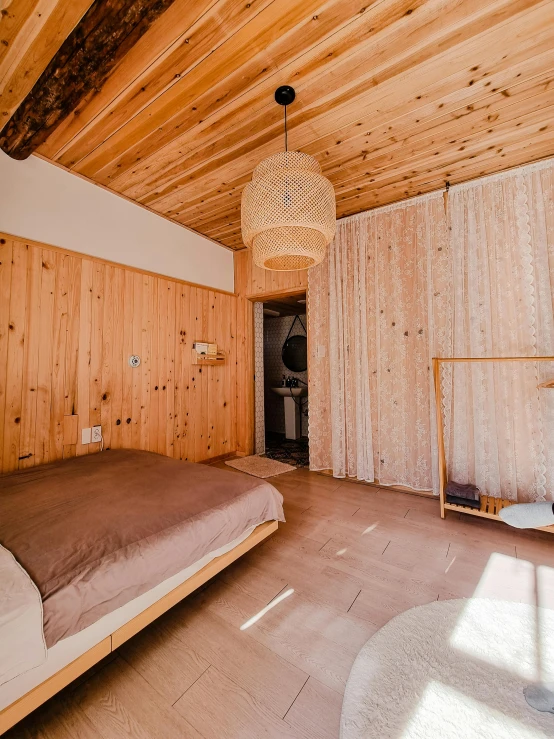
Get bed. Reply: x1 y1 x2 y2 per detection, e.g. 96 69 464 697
0 450 284 733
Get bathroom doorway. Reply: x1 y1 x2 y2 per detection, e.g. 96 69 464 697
255 292 309 467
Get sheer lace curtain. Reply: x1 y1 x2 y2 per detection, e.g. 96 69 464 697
309 192 449 490
444 162 554 502
309 158 554 501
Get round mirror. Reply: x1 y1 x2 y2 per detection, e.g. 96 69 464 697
282 334 307 372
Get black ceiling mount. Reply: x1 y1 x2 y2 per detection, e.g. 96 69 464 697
275 85 296 106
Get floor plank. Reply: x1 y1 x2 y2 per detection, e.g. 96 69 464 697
284 677 343 739
174 665 307 739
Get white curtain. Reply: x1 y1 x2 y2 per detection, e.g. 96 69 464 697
309 192 449 491
309 157 554 501
444 163 554 501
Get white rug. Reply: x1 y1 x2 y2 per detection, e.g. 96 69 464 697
225 455 296 478
342 599 554 739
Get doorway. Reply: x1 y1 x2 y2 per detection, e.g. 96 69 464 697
255 292 309 467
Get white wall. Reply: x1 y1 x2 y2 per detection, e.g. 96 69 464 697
0 151 234 292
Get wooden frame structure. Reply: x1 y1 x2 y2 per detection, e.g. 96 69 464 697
432 356 554 533
0 520 278 735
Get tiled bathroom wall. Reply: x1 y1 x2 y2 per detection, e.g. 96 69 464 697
263 314 309 437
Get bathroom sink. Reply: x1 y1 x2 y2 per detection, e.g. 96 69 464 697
271 387 308 397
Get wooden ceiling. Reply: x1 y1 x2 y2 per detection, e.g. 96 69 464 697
2 0 554 251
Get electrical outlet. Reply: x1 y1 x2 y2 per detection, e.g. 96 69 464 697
81 427 92 444
92 425 102 443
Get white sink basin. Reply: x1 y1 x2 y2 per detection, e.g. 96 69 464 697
271 387 308 397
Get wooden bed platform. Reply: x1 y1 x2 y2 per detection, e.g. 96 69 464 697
0 520 278 735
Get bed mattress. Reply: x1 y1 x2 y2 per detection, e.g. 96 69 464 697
0 449 284 648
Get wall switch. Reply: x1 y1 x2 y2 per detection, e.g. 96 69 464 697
81 427 92 444
92 425 102 443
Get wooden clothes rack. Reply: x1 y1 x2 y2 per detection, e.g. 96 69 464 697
432 356 554 534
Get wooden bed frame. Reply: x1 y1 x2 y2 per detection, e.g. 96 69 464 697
0 520 278 735
432 356 554 534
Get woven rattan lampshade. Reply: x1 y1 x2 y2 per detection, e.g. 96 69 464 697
241 150 336 271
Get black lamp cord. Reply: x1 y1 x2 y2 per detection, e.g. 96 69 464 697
284 104 288 152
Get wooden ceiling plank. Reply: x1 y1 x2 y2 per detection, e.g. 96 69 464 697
0 0 38 68
213 136 554 240
49 0 278 167
113 0 531 203
0 0 57 85
181 103 554 241
305 70 554 175
130 0 549 204
319 84 554 189
69 0 337 179
182 69 554 231
0 0 94 123
73 0 379 182
169 44 554 223
36 0 219 160
140 0 551 213
334 118 554 205
104 0 408 197
337 136 554 216
329 104 554 198
0 0 184 159
105 0 528 192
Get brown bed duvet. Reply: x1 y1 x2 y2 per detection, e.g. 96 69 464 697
0 450 284 648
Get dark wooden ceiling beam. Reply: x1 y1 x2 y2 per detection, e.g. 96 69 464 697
0 0 177 161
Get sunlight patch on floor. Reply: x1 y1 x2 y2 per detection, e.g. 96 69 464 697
449 553 543 681
362 523 379 535
240 588 294 630
401 681 547 739
445 556 456 574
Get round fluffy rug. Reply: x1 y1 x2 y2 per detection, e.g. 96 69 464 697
341 599 554 739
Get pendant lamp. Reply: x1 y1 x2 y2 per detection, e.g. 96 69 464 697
241 86 336 271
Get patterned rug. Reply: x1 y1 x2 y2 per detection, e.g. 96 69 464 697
225 455 296 478
265 433 309 468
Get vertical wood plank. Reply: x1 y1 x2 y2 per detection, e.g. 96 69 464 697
63 256 82 459
110 267 125 450
101 265 114 451
148 277 159 453
140 274 153 452
156 279 168 456
0 239 14 472
179 284 193 460
131 272 143 450
89 261 105 452
122 269 134 449
3 242 28 472
165 281 176 458
75 259 93 457
34 250 56 466
18 245 42 467
50 252 69 462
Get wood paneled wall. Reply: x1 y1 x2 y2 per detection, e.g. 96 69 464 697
0 233 237 474
234 249 307 455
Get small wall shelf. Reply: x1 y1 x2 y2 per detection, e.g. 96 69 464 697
191 348 226 365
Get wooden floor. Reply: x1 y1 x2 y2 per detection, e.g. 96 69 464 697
7 467 554 739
